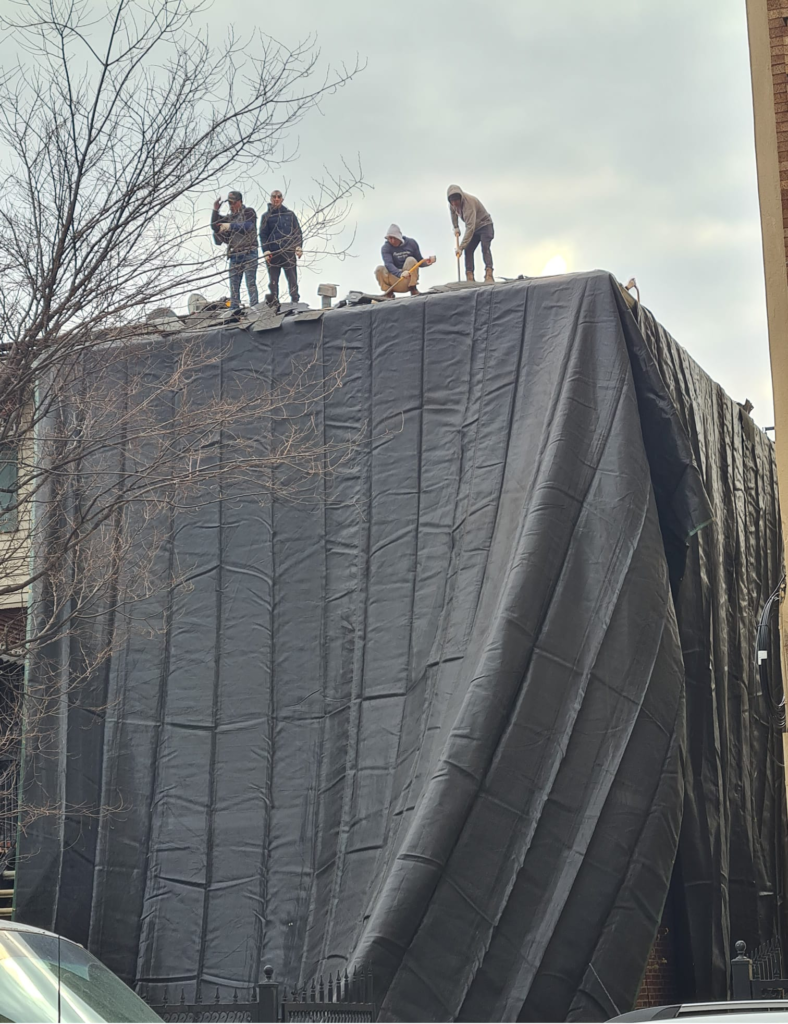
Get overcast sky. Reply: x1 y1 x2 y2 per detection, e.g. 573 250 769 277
193 0 769 422
2 0 773 423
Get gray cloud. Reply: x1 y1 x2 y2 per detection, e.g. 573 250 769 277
2 0 772 421
214 0 769 419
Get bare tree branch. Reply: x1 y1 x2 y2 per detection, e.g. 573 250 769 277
0 0 369 837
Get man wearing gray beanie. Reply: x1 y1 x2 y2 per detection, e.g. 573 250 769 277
376 224 435 296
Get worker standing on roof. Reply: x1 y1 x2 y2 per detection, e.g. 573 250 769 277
448 185 495 283
259 189 303 306
375 224 436 297
211 190 259 309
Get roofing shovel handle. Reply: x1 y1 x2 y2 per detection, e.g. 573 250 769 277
383 258 429 298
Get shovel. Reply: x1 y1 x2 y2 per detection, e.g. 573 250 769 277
382 258 431 298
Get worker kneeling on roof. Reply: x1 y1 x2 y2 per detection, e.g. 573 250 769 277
376 224 436 297
448 184 494 283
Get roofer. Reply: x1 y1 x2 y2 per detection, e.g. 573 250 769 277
211 190 259 309
448 184 494 283
259 189 303 306
375 224 436 297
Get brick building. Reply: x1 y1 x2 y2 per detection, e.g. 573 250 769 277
747 1 788 697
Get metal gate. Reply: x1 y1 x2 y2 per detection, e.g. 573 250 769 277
731 938 788 999
281 967 374 1022
147 965 375 1023
149 987 266 1019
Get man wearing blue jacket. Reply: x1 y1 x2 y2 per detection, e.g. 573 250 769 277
211 190 259 309
375 224 436 296
259 189 303 305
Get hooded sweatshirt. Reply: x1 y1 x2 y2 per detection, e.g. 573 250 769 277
447 184 493 249
381 231 424 277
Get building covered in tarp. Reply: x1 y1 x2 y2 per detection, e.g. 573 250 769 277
13 272 787 1022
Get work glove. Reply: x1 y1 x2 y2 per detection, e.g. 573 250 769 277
264 251 272 263
455 248 461 259
400 270 411 279
295 247 303 258
219 223 230 232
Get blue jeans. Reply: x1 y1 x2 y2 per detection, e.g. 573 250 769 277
228 253 259 309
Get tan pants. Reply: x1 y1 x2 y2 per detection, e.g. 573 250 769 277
375 256 420 293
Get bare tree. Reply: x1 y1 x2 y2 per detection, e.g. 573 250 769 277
0 0 366 842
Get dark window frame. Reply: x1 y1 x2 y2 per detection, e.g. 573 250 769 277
0 445 19 533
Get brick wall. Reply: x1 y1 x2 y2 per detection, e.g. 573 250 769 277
634 902 680 1009
768 1 788 271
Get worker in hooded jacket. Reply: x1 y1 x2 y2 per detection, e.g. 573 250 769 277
447 184 494 283
376 224 436 296
259 189 303 305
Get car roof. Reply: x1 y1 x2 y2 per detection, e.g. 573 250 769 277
0 919 69 939
611 1002 788 1021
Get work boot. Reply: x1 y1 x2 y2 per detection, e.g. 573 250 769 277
465 270 475 282
484 267 494 284
265 293 278 307
409 287 421 296
291 293 300 303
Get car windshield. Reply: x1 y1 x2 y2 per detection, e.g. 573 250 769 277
0 929 161 1022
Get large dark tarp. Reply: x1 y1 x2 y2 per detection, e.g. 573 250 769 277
15 272 786 1021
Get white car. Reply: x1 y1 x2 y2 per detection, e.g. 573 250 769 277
0 918 162 1022
610 1000 788 1022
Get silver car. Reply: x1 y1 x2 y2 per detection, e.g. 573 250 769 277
0 919 161 1022
610 1000 788 1022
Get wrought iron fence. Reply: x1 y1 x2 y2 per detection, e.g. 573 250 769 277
282 965 374 1023
283 1007 373 1023
146 965 375 1024
750 936 784 982
148 986 268 1023
731 937 788 999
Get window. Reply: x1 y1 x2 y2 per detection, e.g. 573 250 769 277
0 446 18 533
